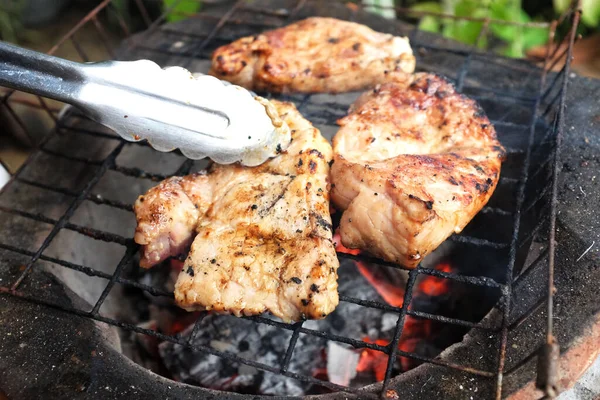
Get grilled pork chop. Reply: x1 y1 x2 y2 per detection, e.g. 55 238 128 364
209 17 415 93
134 101 338 322
331 73 505 268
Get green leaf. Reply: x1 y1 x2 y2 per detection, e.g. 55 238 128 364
419 15 441 32
503 40 524 58
409 2 443 13
453 0 478 17
477 33 488 49
489 3 530 42
447 20 484 45
522 27 549 50
582 0 600 27
410 2 444 33
163 0 202 23
445 2 487 46
553 0 570 14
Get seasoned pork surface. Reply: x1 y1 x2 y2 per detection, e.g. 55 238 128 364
134 101 338 322
134 173 212 268
331 73 505 268
209 17 415 93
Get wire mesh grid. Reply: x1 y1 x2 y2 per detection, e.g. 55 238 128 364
0 0 581 398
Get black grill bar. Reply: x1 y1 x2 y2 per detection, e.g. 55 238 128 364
508 295 546 331
12 178 134 212
448 234 508 249
0 242 172 298
15 164 510 219
543 5 580 396
513 247 550 285
0 286 373 396
0 205 133 247
90 244 137 315
180 0 246 69
504 347 540 376
57 123 121 141
495 96 545 399
523 185 552 216
10 142 126 290
40 148 104 166
112 165 168 182
454 18 489 92
186 312 210 345
540 66 567 103
338 293 498 331
518 209 551 250
86 194 134 212
8 275 502 382
492 3 579 397
418 267 503 288
337 252 504 288
382 268 419 392
540 86 564 120
175 159 195 176
0 0 580 397
280 322 304 373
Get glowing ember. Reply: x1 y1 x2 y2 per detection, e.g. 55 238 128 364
356 337 389 382
354 261 455 379
168 312 202 335
398 337 422 371
333 231 361 255
355 262 404 307
418 262 453 297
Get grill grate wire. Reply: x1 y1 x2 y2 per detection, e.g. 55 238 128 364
0 0 582 398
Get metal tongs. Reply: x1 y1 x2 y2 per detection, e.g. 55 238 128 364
0 41 291 166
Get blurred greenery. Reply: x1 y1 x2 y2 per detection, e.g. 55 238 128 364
162 0 201 23
555 0 599 27
1 0 595 60
409 0 549 58
408 0 598 58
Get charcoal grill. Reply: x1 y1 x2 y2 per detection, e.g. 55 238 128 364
1 0 598 399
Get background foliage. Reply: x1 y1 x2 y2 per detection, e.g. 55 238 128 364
1 0 598 59
380 0 599 58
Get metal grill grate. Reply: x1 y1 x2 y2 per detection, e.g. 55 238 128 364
0 0 582 398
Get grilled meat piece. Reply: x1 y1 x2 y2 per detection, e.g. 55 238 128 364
134 174 212 268
331 73 505 268
209 17 415 93
133 101 339 322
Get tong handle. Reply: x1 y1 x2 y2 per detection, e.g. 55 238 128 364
0 41 84 103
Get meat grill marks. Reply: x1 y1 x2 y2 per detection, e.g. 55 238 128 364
134 101 339 322
331 73 505 268
209 17 415 93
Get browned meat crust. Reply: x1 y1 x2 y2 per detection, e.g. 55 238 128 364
209 17 415 93
134 101 338 322
331 73 506 268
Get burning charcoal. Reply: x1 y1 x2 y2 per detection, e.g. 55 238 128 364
159 314 327 395
146 244 499 391
356 338 389 382
156 259 401 394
